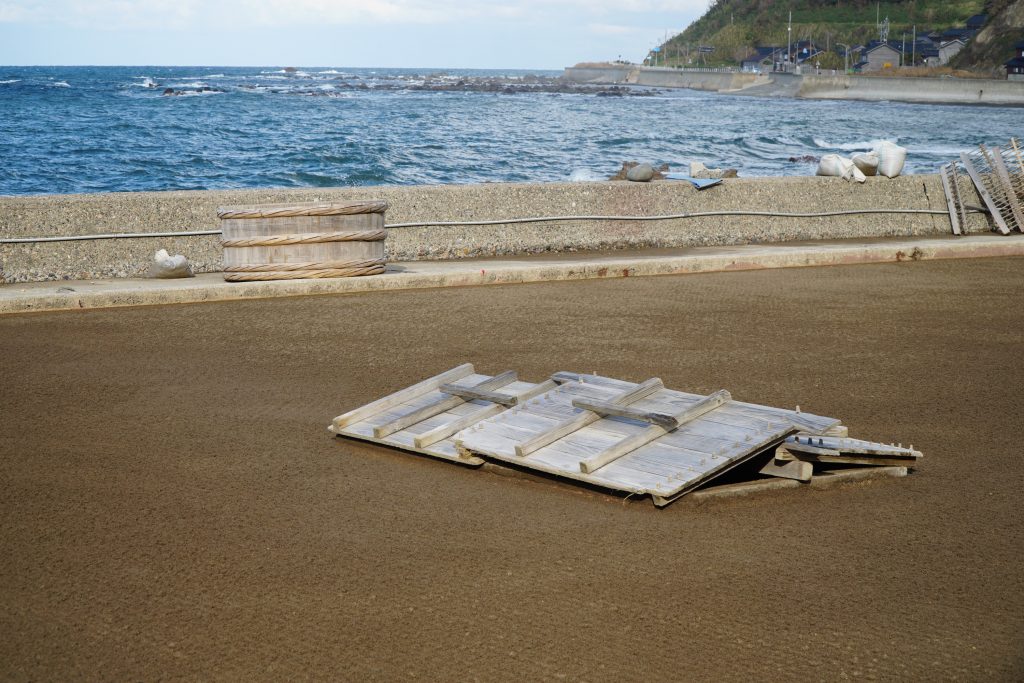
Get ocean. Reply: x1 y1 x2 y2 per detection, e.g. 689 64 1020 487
0 65 1019 196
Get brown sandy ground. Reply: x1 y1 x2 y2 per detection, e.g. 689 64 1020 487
1 258 1023 681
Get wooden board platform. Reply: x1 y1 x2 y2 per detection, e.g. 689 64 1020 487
329 366 898 507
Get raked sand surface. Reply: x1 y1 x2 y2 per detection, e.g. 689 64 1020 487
1 258 1023 679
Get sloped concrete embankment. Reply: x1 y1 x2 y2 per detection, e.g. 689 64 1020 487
0 175 984 283
562 65 1024 105
797 74 1024 105
562 66 766 92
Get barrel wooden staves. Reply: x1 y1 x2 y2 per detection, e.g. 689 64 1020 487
217 200 388 281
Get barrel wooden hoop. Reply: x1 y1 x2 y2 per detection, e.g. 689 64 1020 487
217 201 388 220
224 264 386 281
224 258 385 273
220 230 387 248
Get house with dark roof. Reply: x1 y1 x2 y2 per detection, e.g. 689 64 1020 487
941 27 975 42
1007 40 1024 81
913 38 940 66
740 46 784 72
792 40 824 65
966 14 987 30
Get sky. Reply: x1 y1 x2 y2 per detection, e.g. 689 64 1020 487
0 0 710 69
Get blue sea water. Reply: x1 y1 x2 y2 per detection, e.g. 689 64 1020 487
0 65 1020 196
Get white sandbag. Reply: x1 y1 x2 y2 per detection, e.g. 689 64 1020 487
816 154 866 183
147 248 194 279
852 151 879 177
875 141 907 178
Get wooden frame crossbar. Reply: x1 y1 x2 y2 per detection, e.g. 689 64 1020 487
374 370 517 438
577 390 731 474
513 377 664 457
333 363 475 431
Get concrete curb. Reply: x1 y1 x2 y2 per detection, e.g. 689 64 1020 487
2 234 1022 315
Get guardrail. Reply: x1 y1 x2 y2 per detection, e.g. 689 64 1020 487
643 66 739 74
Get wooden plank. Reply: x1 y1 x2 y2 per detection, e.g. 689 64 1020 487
413 403 504 448
777 442 841 457
822 424 848 437
440 384 518 406
786 435 922 458
777 448 918 468
513 378 664 457
961 152 1011 235
570 396 680 429
940 164 963 236
374 370 516 438
759 457 812 482
578 390 731 474
332 363 474 429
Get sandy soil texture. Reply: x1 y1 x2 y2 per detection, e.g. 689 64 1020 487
2 258 1023 680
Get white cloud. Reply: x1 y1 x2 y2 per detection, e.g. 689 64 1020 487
0 0 708 28
0 1 35 22
587 23 647 36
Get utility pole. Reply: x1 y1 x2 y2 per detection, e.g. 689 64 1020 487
912 25 916 66
788 10 792 72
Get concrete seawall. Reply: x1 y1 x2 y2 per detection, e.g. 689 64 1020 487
0 175 984 283
562 65 1024 106
797 74 1024 105
564 66 768 92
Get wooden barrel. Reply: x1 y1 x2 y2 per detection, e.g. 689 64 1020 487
217 200 387 281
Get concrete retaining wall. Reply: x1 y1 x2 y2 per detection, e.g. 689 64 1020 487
0 175 985 283
797 74 1024 105
561 66 633 84
562 65 1024 105
563 66 766 92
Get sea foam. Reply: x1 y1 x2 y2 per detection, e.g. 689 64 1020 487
813 137 897 151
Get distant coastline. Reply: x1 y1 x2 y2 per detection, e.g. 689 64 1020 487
562 64 1024 107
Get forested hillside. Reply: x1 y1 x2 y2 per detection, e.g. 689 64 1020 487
658 0 989 69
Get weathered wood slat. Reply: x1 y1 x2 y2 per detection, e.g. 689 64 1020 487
413 403 504 448
332 364 474 430
578 390 731 474
776 447 918 468
439 370 520 406
570 396 680 429
777 442 841 457
513 378 664 457
374 370 516 438
786 435 922 458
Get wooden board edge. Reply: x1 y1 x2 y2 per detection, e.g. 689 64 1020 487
334 427 486 467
